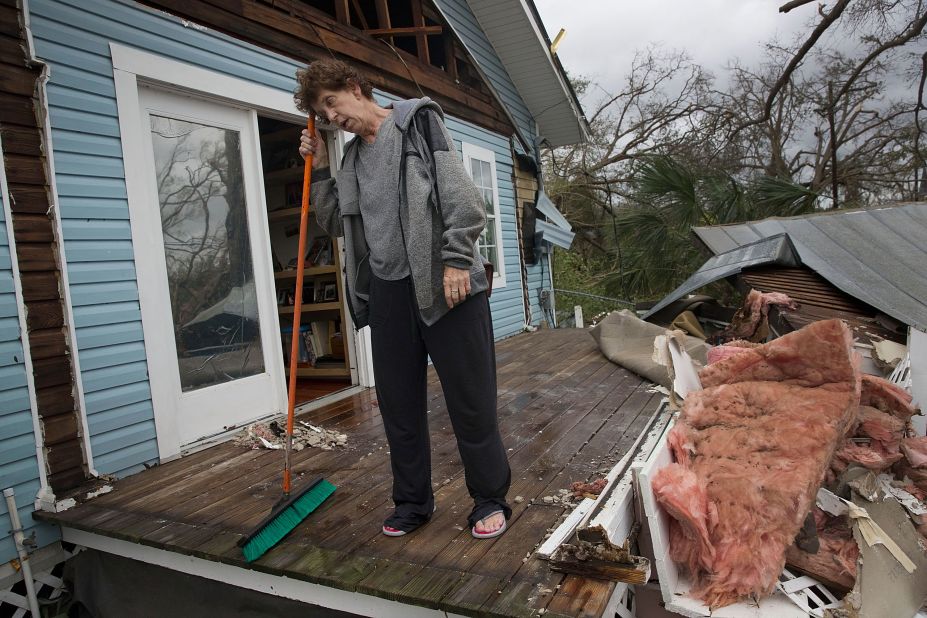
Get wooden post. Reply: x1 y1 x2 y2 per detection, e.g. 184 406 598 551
374 0 392 46
334 0 349 25
574 305 584 328
411 0 430 64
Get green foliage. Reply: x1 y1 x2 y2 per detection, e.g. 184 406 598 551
602 156 819 304
551 248 626 324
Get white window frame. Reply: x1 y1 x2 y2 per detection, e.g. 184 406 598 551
461 142 506 288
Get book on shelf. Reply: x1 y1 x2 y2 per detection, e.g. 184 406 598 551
310 321 331 356
280 325 314 366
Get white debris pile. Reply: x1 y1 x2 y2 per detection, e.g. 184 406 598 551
235 420 347 451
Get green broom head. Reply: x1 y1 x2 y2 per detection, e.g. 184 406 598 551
241 477 336 562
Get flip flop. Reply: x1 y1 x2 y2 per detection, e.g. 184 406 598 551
471 510 507 539
381 525 408 537
382 505 436 537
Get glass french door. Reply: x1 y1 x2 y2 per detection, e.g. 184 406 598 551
136 86 283 449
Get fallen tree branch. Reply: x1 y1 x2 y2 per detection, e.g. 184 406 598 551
780 0 817 14
831 8 927 107
730 0 851 139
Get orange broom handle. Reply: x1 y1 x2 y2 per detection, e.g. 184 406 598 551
284 116 315 496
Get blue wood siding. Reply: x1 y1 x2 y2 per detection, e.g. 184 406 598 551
0 156 59 563
433 0 536 149
28 0 533 477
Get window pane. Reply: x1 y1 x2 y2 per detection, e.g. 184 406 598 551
487 244 498 269
470 158 482 186
481 160 492 187
483 220 496 247
149 114 265 392
483 189 495 214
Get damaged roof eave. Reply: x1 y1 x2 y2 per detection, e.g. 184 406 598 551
465 0 589 147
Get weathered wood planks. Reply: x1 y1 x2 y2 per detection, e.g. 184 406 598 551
37 330 659 617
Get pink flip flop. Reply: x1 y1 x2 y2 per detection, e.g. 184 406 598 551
382 505 436 537
471 510 507 539
381 525 408 537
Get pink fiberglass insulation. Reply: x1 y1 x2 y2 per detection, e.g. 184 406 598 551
901 436 927 469
786 507 858 590
706 340 760 365
832 440 903 473
861 374 917 420
896 437 927 495
855 405 905 452
651 319 859 608
716 289 799 342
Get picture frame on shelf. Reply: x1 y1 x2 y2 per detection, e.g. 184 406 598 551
306 236 331 267
323 282 337 301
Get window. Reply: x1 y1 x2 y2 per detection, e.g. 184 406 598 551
461 142 505 287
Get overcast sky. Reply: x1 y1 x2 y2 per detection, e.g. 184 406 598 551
533 0 817 99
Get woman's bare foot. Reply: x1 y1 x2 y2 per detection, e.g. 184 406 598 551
472 511 506 537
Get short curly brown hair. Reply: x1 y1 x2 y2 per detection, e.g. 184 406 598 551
294 59 374 115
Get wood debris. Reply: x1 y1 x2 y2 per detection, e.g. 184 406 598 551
234 420 347 451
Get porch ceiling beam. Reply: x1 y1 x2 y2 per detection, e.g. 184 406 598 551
364 26 442 37
349 0 369 30
133 0 514 136
373 0 392 44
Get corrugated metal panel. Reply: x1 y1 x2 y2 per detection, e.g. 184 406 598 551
740 268 874 315
642 235 800 320
0 137 57 562
535 219 574 249
29 0 534 481
693 203 927 330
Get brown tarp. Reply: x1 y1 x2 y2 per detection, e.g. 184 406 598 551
589 310 709 388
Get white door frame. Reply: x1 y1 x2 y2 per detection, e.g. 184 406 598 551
135 86 285 451
111 45 370 458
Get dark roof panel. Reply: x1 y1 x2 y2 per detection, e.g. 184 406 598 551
641 234 799 320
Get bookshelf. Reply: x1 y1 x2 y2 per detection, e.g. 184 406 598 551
259 121 352 389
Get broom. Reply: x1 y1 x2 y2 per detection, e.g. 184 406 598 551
240 116 336 562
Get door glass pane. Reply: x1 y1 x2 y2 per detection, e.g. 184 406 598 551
149 114 265 392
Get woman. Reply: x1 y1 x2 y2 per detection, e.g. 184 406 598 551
295 59 511 538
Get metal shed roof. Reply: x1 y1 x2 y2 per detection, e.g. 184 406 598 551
641 234 799 320
692 202 927 330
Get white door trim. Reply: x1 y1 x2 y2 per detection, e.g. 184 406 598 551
110 44 303 121
113 57 295 459
111 46 373 445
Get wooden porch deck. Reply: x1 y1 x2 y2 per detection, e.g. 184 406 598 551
37 329 661 617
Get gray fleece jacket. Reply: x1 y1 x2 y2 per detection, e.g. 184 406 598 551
310 97 490 328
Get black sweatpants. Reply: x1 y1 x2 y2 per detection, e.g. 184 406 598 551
369 275 511 530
